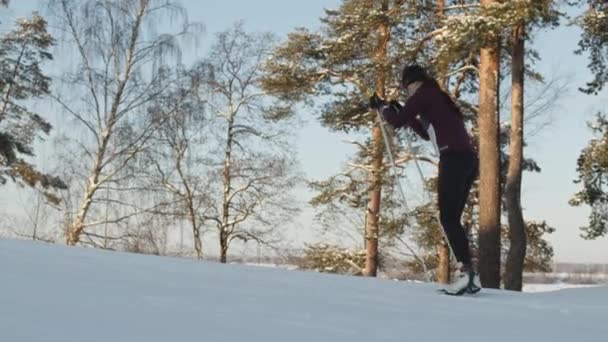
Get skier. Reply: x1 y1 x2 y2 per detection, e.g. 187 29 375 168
369 64 481 295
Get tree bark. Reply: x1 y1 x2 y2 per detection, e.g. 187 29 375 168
364 0 390 277
170 140 204 260
435 0 450 285
504 23 526 291
220 111 235 264
437 241 450 283
477 0 502 289
220 231 228 263
67 128 112 245
189 200 202 260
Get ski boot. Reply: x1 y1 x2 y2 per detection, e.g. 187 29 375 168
439 263 481 296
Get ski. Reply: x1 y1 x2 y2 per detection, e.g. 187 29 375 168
437 285 481 296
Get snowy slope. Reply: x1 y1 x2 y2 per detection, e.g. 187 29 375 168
1 239 606 342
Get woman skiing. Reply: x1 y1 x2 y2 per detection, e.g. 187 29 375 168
369 64 481 295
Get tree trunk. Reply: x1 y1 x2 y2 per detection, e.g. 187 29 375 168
437 241 450 283
220 110 236 264
174 145 203 260
365 130 382 277
437 0 444 17
504 23 526 291
220 230 228 263
364 0 390 277
435 0 450 284
190 205 202 260
477 0 501 289
66 129 112 245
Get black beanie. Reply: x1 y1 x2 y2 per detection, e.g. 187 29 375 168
401 65 429 87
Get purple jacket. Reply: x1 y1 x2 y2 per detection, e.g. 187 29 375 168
380 81 474 154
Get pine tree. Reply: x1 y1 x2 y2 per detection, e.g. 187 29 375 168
503 0 560 291
435 0 451 285
570 0 608 239
571 114 608 239
576 0 608 95
262 0 438 277
504 21 526 291
476 0 502 289
429 0 559 288
0 14 66 204
264 0 559 281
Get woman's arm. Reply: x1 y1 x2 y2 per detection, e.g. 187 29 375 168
381 99 430 141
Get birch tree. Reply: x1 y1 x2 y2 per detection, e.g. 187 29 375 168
201 23 300 263
47 0 198 246
143 66 207 259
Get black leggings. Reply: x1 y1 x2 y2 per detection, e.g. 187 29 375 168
437 151 478 266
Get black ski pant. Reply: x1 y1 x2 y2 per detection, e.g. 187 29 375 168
437 150 478 266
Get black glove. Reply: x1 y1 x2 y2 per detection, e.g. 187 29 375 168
388 100 402 111
418 115 430 131
369 93 386 110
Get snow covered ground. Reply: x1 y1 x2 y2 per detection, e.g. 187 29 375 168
1 238 607 342
523 283 600 293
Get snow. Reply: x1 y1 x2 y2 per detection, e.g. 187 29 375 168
523 283 600 293
1 238 607 342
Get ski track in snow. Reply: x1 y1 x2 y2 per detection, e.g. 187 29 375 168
0 239 606 342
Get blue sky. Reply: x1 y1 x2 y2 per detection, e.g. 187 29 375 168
1 0 606 263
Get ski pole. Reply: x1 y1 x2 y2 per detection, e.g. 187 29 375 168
373 107 432 281
374 95 460 282
400 130 459 267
